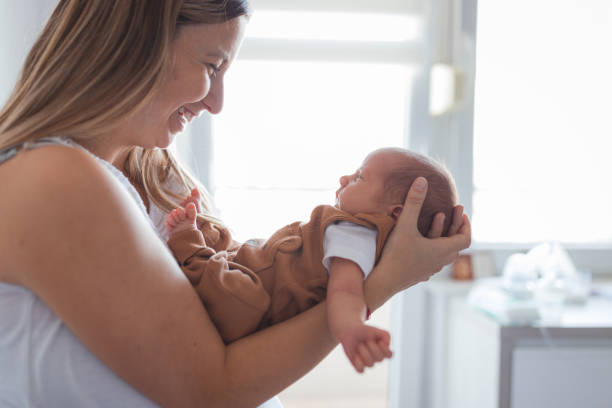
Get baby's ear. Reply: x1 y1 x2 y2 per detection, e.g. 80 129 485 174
389 204 404 220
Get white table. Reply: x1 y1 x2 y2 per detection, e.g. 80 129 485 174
444 292 612 408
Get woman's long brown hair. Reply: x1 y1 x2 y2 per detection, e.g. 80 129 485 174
0 0 250 228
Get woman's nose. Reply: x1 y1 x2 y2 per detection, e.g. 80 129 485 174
202 76 224 114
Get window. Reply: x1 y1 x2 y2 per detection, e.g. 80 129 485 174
213 60 414 242
472 0 612 246
212 4 424 243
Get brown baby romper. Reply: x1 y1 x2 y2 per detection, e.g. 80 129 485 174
167 205 395 343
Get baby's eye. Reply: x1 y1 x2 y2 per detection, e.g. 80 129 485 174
356 174 363 180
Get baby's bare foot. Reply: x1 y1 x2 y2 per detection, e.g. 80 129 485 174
165 202 198 236
180 188 201 213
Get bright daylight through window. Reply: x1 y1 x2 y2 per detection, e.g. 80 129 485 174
472 0 612 245
212 10 419 243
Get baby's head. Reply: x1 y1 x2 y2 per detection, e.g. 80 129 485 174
335 148 458 236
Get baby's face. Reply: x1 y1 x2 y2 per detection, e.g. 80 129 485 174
335 150 397 216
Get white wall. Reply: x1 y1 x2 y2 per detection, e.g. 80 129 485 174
0 0 56 105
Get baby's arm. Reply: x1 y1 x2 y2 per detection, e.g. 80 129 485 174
327 257 393 373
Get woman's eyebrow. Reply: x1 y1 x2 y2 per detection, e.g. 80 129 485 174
203 49 229 61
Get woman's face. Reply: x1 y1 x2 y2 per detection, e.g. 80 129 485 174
135 16 247 148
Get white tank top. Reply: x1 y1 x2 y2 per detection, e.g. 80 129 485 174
0 137 282 407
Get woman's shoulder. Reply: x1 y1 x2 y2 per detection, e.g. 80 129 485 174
1 143 135 217
0 143 152 284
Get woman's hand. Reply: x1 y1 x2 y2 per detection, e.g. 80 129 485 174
365 177 471 310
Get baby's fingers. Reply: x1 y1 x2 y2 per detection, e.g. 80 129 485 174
367 339 393 362
377 339 393 359
352 355 365 373
366 339 385 362
358 343 375 368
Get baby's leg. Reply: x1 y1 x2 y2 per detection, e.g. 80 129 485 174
166 202 198 236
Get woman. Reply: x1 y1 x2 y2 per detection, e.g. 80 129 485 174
0 1 470 407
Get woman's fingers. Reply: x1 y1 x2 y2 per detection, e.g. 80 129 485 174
429 205 464 238
427 212 446 238
438 215 471 265
447 205 465 236
397 177 428 231
456 214 471 248
424 215 471 269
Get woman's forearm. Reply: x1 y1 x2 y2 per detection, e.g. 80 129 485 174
220 302 337 407
363 260 395 312
220 263 393 405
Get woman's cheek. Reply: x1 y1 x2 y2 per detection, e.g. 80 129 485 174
192 75 212 101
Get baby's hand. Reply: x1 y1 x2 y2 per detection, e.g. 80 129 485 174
339 324 393 373
165 202 198 236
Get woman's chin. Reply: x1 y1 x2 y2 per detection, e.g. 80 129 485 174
167 124 181 136
168 115 188 134
145 129 176 150
163 118 187 144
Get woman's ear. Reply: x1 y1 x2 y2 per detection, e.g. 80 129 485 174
389 204 404 220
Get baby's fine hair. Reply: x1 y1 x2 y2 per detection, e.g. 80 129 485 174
381 148 458 236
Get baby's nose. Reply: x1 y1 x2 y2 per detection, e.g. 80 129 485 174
339 175 348 186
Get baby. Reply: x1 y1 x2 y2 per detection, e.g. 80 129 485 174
165 147 457 372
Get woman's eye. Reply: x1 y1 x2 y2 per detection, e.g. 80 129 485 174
206 63 220 78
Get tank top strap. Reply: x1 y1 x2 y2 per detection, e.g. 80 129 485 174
0 144 18 163
0 136 76 164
